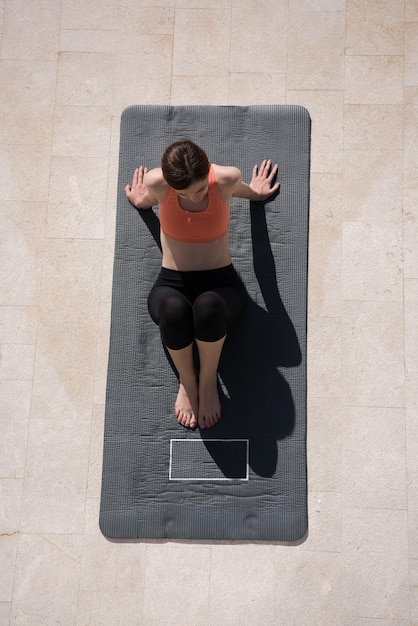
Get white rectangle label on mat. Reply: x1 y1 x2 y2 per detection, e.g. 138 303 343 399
169 439 249 481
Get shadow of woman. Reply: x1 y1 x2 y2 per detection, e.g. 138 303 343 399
202 201 302 477
136 200 302 479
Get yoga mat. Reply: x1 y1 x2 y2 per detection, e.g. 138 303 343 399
100 105 310 541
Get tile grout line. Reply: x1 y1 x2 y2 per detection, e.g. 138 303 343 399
401 4 413 624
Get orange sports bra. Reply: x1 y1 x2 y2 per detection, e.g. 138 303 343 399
159 165 230 243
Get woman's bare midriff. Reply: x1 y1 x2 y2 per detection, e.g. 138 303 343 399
160 231 232 272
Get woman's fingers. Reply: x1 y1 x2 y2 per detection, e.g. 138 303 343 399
259 159 268 174
267 162 278 181
260 159 278 178
131 166 147 187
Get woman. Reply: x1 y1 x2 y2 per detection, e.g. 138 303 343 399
125 140 279 430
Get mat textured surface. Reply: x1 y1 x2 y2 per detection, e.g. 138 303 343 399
100 105 310 541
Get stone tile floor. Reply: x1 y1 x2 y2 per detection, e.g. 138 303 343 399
0 0 417 624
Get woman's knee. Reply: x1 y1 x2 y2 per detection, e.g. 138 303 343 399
148 288 194 349
193 291 227 342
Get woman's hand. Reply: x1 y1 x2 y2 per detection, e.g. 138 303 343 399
125 166 153 209
249 160 280 200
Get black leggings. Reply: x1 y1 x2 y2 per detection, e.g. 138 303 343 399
147 265 248 350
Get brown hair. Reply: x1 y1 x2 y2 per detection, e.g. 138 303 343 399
161 140 210 190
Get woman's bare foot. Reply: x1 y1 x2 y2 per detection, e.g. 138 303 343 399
198 381 221 429
175 380 198 429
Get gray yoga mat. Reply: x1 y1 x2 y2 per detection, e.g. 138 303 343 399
100 105 310 541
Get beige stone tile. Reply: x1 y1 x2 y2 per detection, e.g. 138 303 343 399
0 145 51 202
101 127 118 302
59 29 117 53
47 156 108 239
307 396 342 492
0 380 31 479
0 536 17 603
404 186 418 279
352 617 408 626
308 316 342 399
0 0 4 38
209 544 278 625
0 201 46 306
0 478 23 533
342 508 409 620
405 279 418 374
344 105 403 152
405 22 418 87
406 373 418 511
103 122 119 254
404 88 418 188
412 558 418 620
343 150 403 223
113 35 172 112
301 491 341 553
11 534 82 623
345 56 403 105
121 0 174 5
0 603 11 624
93 304 110 406
342 222 403 301
144 544 210 624
20 420 90 533
346 0 404 56
171 75 229 105
0 60 56 145
291 0 346 8
406 0 418 21
287 10 345 90
86 404 104 498
287 91 344 173
56 52 114 107
39 238 102 326
273 550 342 625
0 344 35 381
176 0 226 6
1 0 60 61
409 510 418 560
52 105 112 158
342 300 404 407
80 533 146 592
310 172 343 224
83 496 100 535
99 237 116 305
118 5 174 34
31 321 97 422
309 173 343 318
230 0 288 74
0 306 38 344
76 591 145 625
109 112 121 161
173 8 230 76
406 369 418 411
342 406 407 510
61 0 118 30
228 73 286 105
308 219 342 317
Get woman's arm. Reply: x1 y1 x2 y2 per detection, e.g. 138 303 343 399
232 160 280 201
124 166 160 209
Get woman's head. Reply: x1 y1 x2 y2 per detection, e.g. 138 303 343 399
161 140 210 190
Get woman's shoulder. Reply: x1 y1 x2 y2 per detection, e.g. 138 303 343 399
211 164 242 188
144 167 169 199
145 167 166 187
